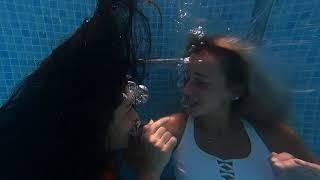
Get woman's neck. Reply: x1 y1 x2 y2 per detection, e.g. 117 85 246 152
194 107 241 138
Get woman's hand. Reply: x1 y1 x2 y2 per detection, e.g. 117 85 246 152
138 119 177 180
270 152 320 180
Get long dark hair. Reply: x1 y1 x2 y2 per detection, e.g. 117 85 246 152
0 0 153 179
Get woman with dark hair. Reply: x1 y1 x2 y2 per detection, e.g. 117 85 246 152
152 35 319 180
0 0 176 180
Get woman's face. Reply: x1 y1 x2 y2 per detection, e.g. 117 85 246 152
107 87 139 151
182 50 232 117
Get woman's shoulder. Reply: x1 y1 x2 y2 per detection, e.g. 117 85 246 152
252 121 317 163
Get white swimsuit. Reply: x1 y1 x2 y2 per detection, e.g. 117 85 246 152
173 116 276 180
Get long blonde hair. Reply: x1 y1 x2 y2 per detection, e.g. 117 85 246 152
185 34 292 127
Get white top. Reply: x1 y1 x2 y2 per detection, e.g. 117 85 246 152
173 116 276 180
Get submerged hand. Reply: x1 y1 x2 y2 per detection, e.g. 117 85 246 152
270 152 320 180
137 119 177 179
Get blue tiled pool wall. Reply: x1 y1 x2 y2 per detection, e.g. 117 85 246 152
0 0 319 158
0 0 97 104
142 0 255 58
262 0 320 157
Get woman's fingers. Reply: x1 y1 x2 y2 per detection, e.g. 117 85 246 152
270 152 320 180
154 127 167 139
160 131 173 144
143 118 176 148
149 118 169 134
273 159 296 170
139 118 177 175
162 136 177 152
271 152 295 163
